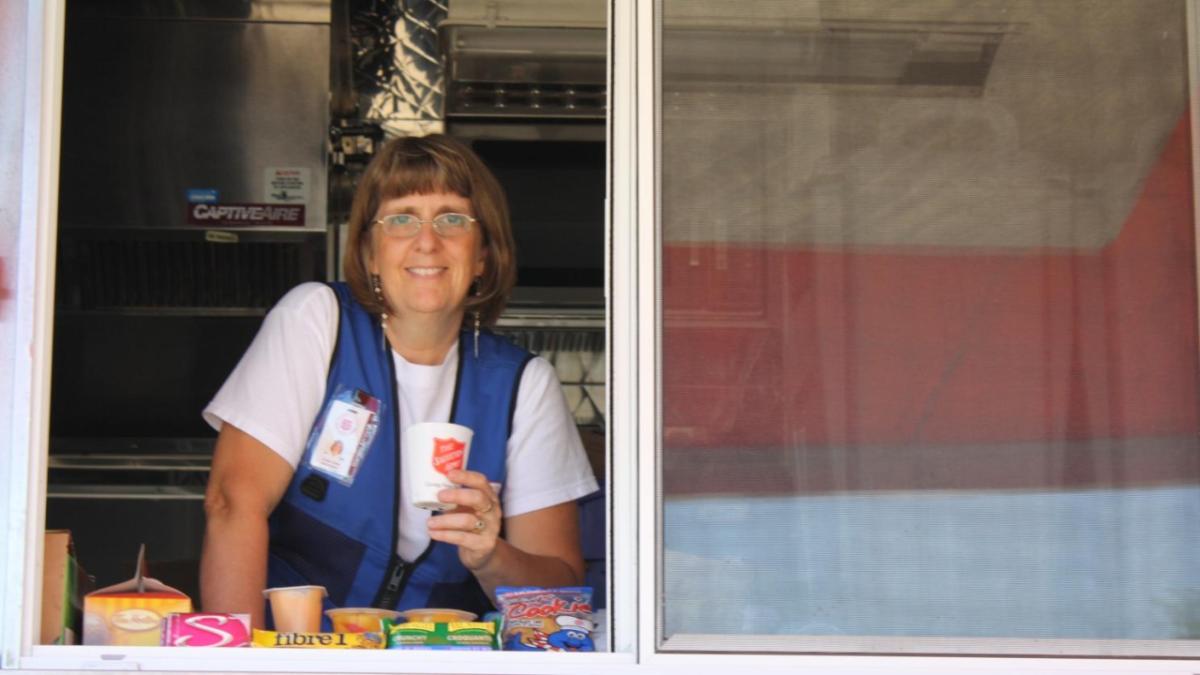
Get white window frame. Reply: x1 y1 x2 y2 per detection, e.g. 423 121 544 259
5 0 1200 672
635 0 1200 671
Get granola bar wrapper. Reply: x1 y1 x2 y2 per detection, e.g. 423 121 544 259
251 629 384 649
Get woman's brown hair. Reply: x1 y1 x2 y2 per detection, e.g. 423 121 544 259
342 134 516 327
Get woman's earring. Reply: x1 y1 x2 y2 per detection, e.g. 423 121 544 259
372 273 389 343
472 281 482 358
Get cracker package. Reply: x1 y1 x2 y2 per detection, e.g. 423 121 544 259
381 619 496 650
495 586 595 652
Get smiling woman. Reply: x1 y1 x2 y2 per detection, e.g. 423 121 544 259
199 134 597 630
344 135 517 332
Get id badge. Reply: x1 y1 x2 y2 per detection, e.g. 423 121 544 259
306 387 381 486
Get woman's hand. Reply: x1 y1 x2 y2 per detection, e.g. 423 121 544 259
426 469 503 572
427 469 585 602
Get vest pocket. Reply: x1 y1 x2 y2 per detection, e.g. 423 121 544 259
268 501 366 607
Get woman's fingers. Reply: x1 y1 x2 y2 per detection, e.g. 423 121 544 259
428 510 490 534
437 470 499 513
428 471 504 571
428 507 499 571
444 469 490 492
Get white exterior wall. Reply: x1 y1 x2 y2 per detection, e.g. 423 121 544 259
0 0 31 663
0 0 26 658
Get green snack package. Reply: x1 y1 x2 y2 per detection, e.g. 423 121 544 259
381 619 496 650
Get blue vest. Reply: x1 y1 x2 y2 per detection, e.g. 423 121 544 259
266 282 533 625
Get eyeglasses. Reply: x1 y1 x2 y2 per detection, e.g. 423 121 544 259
373 212 476 238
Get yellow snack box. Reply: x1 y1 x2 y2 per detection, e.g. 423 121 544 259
251 629 385 649
82 545 191 646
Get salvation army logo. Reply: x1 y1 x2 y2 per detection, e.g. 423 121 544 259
431 437 466 475
337 413 356 433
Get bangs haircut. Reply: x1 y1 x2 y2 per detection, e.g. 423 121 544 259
372 143 475 212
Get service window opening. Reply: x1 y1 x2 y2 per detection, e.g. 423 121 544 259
41 0 611 657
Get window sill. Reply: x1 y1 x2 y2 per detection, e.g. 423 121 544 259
660 634 1200 658
19 646 1200 675
20 646 634 673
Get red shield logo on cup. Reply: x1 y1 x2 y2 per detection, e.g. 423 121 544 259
432 437 466 475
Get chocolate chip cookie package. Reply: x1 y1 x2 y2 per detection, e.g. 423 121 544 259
495 586 595 652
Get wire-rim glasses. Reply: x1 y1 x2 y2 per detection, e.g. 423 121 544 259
373 212 476 238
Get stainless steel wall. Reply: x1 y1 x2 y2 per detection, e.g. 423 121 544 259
59 3 330 230
47 2 335 601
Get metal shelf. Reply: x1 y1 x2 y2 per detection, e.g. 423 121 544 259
58 225 328 243
48 440 213 500
55 307 269 318
51 437 216 455
497 306 605 329
48 454 212 472
47 484 205 501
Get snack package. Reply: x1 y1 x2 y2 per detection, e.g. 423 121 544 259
481 611 503 650
41 530 93 645
381 619 495 650
83 545 192 646
251 629 384 649
495 586 595 652
162 613 251 647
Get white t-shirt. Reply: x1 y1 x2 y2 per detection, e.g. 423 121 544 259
204 282 598 561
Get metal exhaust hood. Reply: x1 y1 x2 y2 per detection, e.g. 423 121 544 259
440 0 606 119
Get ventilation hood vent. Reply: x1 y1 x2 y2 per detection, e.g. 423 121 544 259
440 0 606 119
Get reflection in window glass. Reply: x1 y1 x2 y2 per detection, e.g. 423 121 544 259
659 0 1200 646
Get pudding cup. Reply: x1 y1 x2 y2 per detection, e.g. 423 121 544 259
325 607 402 633
397 607 478 623
263 585 326 633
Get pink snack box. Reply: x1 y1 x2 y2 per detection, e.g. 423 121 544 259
162 613 251 647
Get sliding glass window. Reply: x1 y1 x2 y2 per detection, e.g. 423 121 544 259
658 0 1200 655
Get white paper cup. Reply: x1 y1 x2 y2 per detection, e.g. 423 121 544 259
404 422 474 510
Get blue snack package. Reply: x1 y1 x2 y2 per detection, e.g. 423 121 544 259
495 586 595 652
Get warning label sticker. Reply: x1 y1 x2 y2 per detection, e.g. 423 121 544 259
265 167 310 204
